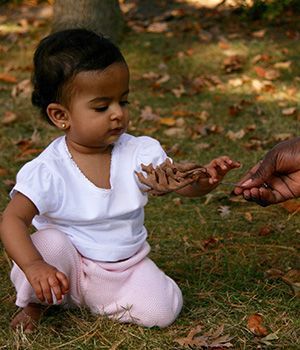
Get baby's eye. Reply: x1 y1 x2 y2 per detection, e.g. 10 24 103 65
94 106 108 112
120 100 130 107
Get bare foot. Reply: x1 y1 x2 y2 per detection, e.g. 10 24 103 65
11 303 44 333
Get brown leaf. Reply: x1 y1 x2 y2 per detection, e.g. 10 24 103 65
281 107 297 116
218 205 230 218
258 226 272 236
171 84 186 98
273 133 293 142
0 168 9 176
0 73 17 83
274 61 292 70
222 55 244 73
1 111 17 124
175 324 233 348
140 106 160 122
280 199 300 213
226 129 245 141
252 29 267 38
159 117 176 126
147 22 168 33
11 78 32 98
155 74 170 85
202 237 219 249
244 212 253 222
254 66 267 78
281 269 300 297
247 314 268 337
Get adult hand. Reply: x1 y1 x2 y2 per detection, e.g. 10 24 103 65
234 137 300 206
23 260 69 304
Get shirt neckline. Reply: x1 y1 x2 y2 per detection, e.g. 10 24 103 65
63 136 119 192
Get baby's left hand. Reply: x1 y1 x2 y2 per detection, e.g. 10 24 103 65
203 156 241 186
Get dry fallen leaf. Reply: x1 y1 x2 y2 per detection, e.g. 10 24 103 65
280 199 300 213
222 55 244 73
281 269 300 297
140 106 160 122
171 84 186 98
159 117 176 126
281 107 297 116
218 205 231 218
0 168 9 176
258 226 272 236
266 268 300 297
0 72 17 83
147 22 168 33
226 129 246 141
11 78 32 98
1 111 17 125
244 212 253 222
175 324 233 348
247 314 268 337
252 29 267 38
273 61 292 70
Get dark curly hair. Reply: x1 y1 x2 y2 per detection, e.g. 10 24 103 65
31 28 126 124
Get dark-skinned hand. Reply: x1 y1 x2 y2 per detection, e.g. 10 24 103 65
233 137 300 206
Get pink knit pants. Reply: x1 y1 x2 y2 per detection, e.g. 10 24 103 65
11 229 183 328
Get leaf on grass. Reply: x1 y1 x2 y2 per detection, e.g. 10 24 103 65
222 55 244 73
218 205 231 218
258 226 272 236
155 74 170 85
1 111 17 125
281 269 300 297
201 237 219 249
260 332 279 346
142 71 159 80
163 127 186 138
140 106 160 122
11 78 31 98
280 199 300 213
281 107 297 116
159 117 176 126
244 212 253 222
273 133 293 142
147 22 168 33
226 129 245 141
266 268 300 297
273 61 292 70
0 168 8 176
171 84 186 98
0 72 17 83
175 324 233 348
247 314 268 337
254 66 280 80
252 29 267 38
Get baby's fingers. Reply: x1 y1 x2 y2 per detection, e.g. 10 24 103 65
48 275 62 303
40 279 53 304
56 271 69 295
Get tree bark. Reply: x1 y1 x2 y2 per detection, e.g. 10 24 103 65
53 0 125 43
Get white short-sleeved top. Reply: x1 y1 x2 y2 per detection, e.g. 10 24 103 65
11 133 168 262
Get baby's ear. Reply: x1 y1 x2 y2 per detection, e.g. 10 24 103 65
47 103 69 130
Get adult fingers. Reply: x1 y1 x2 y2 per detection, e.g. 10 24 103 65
233 163 261 195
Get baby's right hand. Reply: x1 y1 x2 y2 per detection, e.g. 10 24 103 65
23 260 69 304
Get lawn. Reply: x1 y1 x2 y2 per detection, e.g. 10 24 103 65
0 1 299 349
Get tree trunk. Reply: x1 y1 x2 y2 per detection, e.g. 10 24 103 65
53 0 124 43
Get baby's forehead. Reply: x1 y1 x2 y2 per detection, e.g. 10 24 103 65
65 63 129 98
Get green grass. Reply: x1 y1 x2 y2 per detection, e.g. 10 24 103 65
0 2 299 349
